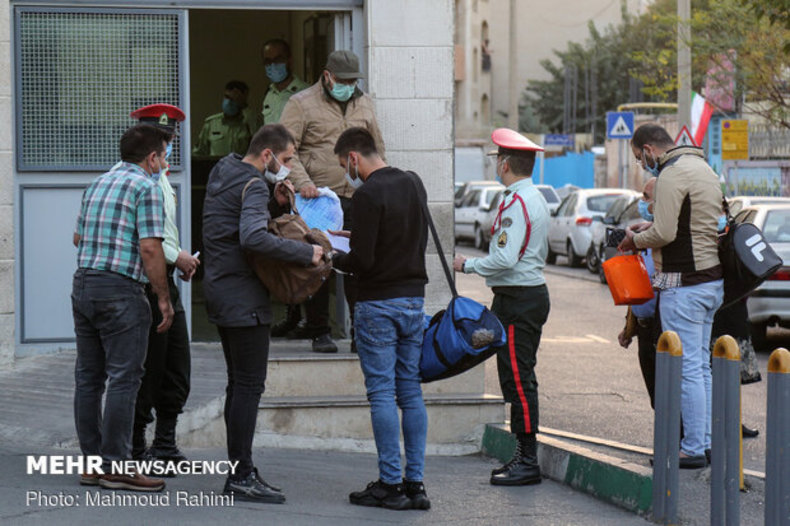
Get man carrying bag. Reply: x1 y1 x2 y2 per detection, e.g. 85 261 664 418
453 128 550 486
330 127 431 511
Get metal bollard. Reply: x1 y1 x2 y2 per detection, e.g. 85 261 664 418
711 335 741 526
652 330 682 525
765 348 790 526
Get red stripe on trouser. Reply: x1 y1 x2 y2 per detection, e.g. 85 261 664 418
507 324 531 433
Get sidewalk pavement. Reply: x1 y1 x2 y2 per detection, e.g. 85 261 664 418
0 445 649 526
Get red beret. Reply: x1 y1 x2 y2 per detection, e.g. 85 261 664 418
130 103 185 133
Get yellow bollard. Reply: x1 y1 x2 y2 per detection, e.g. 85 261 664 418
768 347 790 374
711 335 741 524
765 348 790 526
657 331 682 356
653 330 683 524
713 336 745 491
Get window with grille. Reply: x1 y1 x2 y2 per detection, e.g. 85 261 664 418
15 8 183 171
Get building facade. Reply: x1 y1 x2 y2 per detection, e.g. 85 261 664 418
1 0 455 364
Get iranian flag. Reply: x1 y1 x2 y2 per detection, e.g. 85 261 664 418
690 91 714 146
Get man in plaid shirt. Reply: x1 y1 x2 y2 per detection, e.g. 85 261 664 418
72 124 174 492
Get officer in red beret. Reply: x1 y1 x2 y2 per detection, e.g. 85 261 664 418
454 128 551 486
129 103 199 468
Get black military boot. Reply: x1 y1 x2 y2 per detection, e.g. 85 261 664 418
131 424 149 461
490 433 541 486
148 415 187 464
491 434 524 476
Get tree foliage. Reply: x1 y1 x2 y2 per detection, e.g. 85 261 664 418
523 0 790 137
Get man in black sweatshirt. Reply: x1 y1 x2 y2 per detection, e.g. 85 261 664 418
331 127 430 511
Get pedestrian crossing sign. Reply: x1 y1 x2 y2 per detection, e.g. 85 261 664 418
606 111 634 139
674 125 696 147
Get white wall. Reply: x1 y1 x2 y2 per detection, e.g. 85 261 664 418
366 0 455 314
0 0 12 366
488 0 647 126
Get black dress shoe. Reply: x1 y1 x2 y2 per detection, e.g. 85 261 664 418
490 461 542 486
223 472 285 504
742 424 759 438
679 454 707 469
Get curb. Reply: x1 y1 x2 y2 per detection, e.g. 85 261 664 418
481 423 653 514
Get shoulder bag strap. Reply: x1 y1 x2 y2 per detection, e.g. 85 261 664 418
408 171 458 298
241 178 297 213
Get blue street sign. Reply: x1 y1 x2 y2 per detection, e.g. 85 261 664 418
544 134 575 147
606 111 635 139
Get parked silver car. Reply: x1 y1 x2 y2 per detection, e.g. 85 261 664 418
547 188 639 267
733 204 790 349
454 181 505 244
586 193 642 276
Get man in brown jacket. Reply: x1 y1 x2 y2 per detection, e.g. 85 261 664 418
278 50 385 353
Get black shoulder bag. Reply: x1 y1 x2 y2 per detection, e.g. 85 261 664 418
719 196 782 308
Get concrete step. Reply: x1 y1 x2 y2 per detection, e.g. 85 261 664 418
181 393 505 455
266 350 491 398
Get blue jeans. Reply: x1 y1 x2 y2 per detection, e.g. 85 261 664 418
659 279 723 456
72 269 151 471
354 297 427 485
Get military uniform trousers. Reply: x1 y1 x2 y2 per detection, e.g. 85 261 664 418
491 284 550 435
136 271 191 425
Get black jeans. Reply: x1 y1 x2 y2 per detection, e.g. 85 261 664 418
636 316 661 409
218 324 270 479
135 273 191 426
491 284 550 435
72 269 151 471
304 195 357 337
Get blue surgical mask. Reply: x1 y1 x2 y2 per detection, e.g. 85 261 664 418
263 152 290 184
642 148 661 177
165 142 173 160
718 215 728 232
330 82 356 102
222 98 240 117
638 199 654 221
344 155 363 189
265 63 288 83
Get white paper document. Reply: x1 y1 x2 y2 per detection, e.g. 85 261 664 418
326 233 350 253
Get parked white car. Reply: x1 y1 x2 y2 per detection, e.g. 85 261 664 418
547 188 639 267
733 204 790 349
454 181 505 244
536 184 561 215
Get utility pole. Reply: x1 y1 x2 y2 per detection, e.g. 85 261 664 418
677 0 691 129
508 0 518 129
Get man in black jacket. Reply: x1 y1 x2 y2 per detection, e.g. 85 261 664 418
331 128 430 511
202 124 324 503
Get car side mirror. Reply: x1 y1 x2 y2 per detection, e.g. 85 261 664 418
551 209 558 217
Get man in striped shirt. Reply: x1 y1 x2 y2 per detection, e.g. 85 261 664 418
72 124 174 492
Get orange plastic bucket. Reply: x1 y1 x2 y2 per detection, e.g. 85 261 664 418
601 254 655 305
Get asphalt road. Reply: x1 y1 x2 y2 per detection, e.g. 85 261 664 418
454 243 772 473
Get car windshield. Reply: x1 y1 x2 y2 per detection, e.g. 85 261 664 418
538 187 559 203
762 209 790 243
587 194 625 213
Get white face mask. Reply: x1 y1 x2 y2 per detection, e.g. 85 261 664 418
263 151 290 184
344 154 363 189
